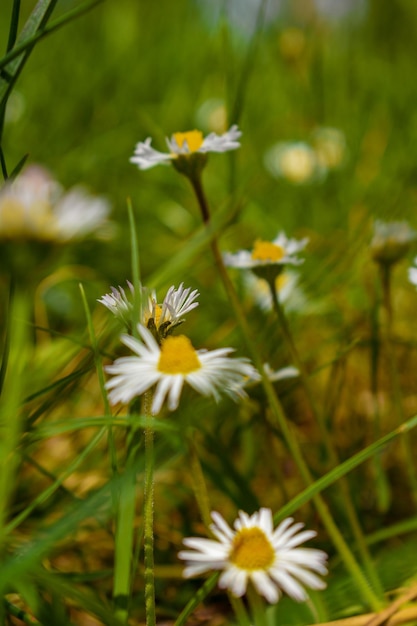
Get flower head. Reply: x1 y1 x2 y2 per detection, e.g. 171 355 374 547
98 282 199 339
105 325 257 414
244 270 306 313
312 127 346 169
264 141 325 184
178 508 327 604
224 232 308 282
371 220 416 266
0 165 111 242
130 125 241 171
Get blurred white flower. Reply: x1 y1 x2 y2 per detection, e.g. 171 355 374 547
244 270 306 313
371 220 417 265
0 165 111 242
178 508 327 603
312 127 346 169
264 141 325 184
105 325 257 413
130 126 241 170
196 99 228 134
224 232 308 273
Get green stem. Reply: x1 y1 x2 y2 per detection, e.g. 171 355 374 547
268 281 384 597
188 436 212 531
247 583 267 626
143 391 156 626
379 263 417 509
228 593 252 626
188 173 383 612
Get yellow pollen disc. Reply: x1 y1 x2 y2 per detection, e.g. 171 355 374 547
251 240 285 262
229 527 275 571
172 130 204 153
157 335 201 374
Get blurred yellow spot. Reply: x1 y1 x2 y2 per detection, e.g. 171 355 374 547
158 335 201 374
251 240 285 262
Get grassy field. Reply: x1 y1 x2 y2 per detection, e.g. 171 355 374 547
1 1 417 624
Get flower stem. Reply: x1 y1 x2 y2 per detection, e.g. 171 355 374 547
379 263 417 509
268 280 384 596
247 583 268 626
188 173 383 611
188 436 212 531
143 390 156 626
228 593 252 626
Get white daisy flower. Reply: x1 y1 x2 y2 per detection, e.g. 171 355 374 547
130 125 241 170
98 282 199 337
264 141 325 184
371 219 416 266
0 165 111 242
409 257 417 287
98 283 135 326
178 508 327 604
311 127 346 170
224 232 308 276
244 270 305 313
105 325 256 414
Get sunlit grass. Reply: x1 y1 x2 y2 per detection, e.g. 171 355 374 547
2 0 417 624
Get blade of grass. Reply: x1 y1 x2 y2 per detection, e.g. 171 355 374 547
274 413 417 524
0 289 31 547
0 0 104 73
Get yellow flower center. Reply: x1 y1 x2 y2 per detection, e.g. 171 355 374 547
157 335 202 374
172 130 204 153
251 240 285 262
229 527 275 571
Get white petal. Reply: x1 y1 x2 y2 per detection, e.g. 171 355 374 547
251 571 279 603
269 569 308 602
130 138 172 170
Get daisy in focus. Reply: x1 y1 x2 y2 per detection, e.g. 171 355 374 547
105 325 257 414
178 508 327 604
0 165 111 241
224 232 308 283
130 125 241 171
98 282 199 339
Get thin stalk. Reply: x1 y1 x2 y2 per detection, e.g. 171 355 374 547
188 436 212 530
228 593 252 626
247 584 267 626
143 390 156 626
369 297 391 513
379 263 417 508
6 0 21 52
268 281 383 596
188 172 383 611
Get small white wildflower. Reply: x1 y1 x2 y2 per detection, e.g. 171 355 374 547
130 126 241 170
179 508 327 604
105 325 256 414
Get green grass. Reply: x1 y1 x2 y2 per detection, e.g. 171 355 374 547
2 0 417 624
